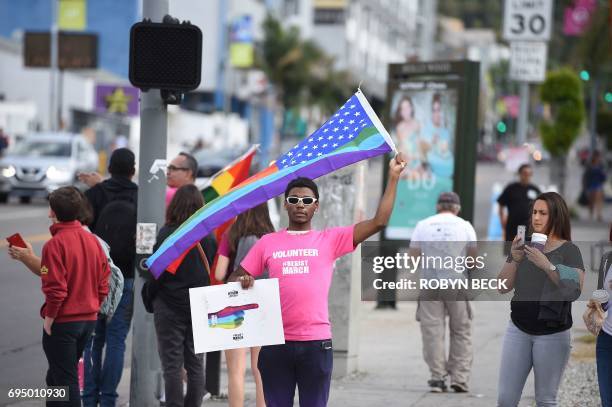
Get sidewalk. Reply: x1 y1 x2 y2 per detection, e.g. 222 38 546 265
7 195 608 407
111 302 598 407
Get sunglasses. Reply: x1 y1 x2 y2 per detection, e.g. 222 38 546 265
286 196 318 205
167 165 190 172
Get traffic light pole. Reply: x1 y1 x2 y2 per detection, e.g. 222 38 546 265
50 0 58 131
130 1 168 405
517 82 529 145
589 78 598 157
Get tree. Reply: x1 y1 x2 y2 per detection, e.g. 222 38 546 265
571 0 611 75
256 15 354 138
256 15 326 109
539 69 586 195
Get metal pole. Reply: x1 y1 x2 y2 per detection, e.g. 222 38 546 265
419 0 437 61
130 1 168 406
517 82 529 145
58 70 63 129
214 0 227 111
589 78 598 157
50 0 58 131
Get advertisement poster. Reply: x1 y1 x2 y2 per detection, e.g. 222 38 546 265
386 83 459 239
189 279 284 354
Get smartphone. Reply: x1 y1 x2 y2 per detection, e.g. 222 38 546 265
6 233 27 248
516 225 526 248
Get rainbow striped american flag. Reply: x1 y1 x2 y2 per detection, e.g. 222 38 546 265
146 90 396 278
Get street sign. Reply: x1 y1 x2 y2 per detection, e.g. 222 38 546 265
23 32 98 69
503 0 553 41
95 84 140 116
509 41 547 83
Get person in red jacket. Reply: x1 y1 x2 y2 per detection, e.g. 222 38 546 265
40 186 110 406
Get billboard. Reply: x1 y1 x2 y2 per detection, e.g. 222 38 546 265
384 61 480 241
229 15 254 68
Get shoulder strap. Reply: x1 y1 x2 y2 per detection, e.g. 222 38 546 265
598 251 612 290
196 242 211 277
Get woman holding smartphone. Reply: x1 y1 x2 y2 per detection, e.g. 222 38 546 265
496 192 584 407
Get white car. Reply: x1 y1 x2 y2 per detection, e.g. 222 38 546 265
0 133 99 203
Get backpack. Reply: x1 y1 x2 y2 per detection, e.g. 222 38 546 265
95 236 125 318
94 187 137 272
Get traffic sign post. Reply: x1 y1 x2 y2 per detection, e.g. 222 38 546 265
509 41 547 83
503 0 553 145
503 0 553 41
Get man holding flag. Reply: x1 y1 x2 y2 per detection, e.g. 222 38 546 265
146 90 403 405
229 153 405 406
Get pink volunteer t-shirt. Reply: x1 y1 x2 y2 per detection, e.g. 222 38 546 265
241 226 355 341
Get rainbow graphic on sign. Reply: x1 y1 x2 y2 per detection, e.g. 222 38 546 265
207 304 259 329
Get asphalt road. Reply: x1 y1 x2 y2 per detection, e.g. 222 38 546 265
0 155 599 405
0 200 51 406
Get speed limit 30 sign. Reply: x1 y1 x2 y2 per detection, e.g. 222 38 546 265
503 0 553 41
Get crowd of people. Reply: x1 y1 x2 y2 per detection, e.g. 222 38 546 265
6 145 611 407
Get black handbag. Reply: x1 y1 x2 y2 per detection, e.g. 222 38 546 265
141 279 159 313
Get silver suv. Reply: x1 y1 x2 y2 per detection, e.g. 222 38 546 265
0 133 99 203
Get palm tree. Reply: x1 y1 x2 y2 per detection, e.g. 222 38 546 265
256 15 354 134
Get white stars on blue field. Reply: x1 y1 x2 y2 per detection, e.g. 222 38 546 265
277 94 374 169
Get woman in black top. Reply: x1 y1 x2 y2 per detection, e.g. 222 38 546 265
496 192 584 407
153 185 217 407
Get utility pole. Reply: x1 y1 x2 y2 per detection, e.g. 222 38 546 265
517 82 529 144
130 0 168 405
50 0 58 131
215 0 228 111
419 0 437 61
589 78 598 157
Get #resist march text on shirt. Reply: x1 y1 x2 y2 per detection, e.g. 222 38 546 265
240 226 355 341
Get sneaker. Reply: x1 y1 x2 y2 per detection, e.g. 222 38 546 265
210 392 228 400
451 383 469 393
428 379 447 393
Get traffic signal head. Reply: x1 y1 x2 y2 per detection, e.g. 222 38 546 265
579 70 590 81
129 17 202 92
496 121 507 134
605 92 612 103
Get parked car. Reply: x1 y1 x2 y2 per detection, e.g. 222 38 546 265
0 133 98 203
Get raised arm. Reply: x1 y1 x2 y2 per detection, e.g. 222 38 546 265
353 154 406 246
497 235 523 293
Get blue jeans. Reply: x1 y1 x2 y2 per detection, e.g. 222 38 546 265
83 279 134 407
257 340 333 407
597 330 612 407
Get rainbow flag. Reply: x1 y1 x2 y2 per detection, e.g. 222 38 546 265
146 90 396 278
165 146 257 276
202 145 258 204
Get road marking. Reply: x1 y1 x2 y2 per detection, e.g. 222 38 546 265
0 208 48 222
0 233 51 248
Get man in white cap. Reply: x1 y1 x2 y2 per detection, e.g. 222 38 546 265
409 191 478 393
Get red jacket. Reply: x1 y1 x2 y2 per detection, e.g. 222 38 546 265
40 221 110 322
